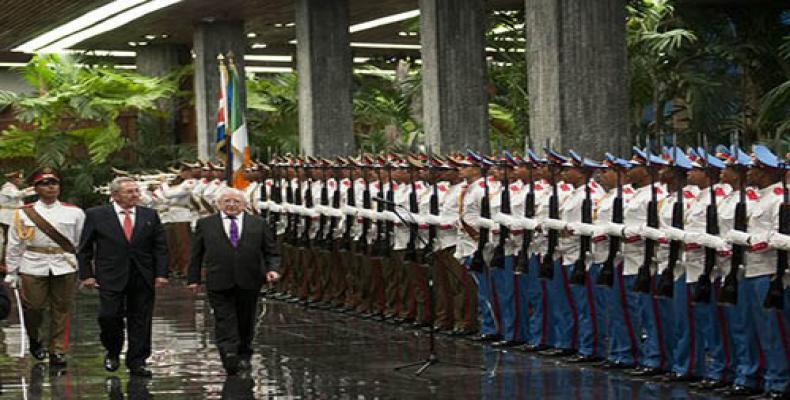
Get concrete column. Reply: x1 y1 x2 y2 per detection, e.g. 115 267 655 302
135 44 190 145
420 0 489 154
193 21 246 160
525 0 629 156
295 0 354 157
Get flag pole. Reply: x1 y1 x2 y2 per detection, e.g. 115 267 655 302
219 53 234 187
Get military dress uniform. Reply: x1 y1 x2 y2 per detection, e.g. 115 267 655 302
0 171 34 268
4 170 85 365
161 177 197 276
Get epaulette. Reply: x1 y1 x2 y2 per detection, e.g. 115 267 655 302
560 183 571 192
438 184 448 192
683 190 695 199
774 187 785 196
746 189 758 201
510 184 520 191
714 187 726 197
534 183 544 191
623 187 634 195
415 182 422 190
343 180 351 187
653 186 663 195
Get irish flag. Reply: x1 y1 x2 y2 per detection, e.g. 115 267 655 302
222 55 251 189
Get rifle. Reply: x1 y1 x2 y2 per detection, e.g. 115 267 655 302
404 162 420 262
539 151 560 280
570 161 594 285
286 164 299 243
328 162 343 252
341 162 356 251
317 162 330 249
597 159 624 287
633 149 658 293
764 165 788 309
300 165 314 248
469 157 491 272
359 162 373 253
719 165 747 305
657 144 685 298
372 163 390 257
490 157 510 269
693 149 720 303
517 158 537 274
268 162 281 235
423 157 440 266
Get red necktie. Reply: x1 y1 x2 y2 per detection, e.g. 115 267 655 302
122 210 133 241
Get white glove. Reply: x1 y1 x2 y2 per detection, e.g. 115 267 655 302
3 273 19 289
342 205 358 217
725 230 752 246
663 226 687 242
640 225 666 241
542 218 567 231
568 222 596 237
476 217 498 230
605 222 625 237
514 217 539 231
768 232 790 251
688 232 728 250
268 203 283 214
492 213 511 228
622 225 641 237
381 211 399 223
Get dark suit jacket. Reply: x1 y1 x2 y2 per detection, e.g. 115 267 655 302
188 213 281 291
77 205 168 292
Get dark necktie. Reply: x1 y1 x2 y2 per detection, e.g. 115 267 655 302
229 215 239 248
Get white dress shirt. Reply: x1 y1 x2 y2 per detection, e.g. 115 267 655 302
221 212 245 240
113 202 136 230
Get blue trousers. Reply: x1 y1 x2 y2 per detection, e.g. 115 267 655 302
693 280 735 382
670 276 704 377
606 265 640 365
546 259 577 350
467 257 499 337
640 278 672 370
570 263 607 357
731 276 790 392
514 255 548 346
494 256 517 341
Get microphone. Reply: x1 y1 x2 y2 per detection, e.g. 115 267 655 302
372 196 397 206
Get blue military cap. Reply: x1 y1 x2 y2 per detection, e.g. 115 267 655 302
466 149 495 167
526 149 546 164
664 146 693 169
694 147 726 170
503 151 522 166
631 147 668 166
604 152 632 168
751 144 780 168
719 145 751 167
544 147 568 165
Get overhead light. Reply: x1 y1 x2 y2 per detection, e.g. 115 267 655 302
247 32 257 38
350 42 421 50
114 65 137 70
485 47 525 53
355 69 396 76
251 43 267 49
137 41 148 46
274 23 284 28
349 9 420 33
353 57 370 63
244 55 292 62
39 0 184 53
0 62 27 68
398 32 408 37
128 42 138 47
285 22 295 27
12 0 148 53
246 66 293 73
160 34 169 39
144 34 157 40
68 49 136 57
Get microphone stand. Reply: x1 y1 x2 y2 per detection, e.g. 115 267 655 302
377 200 485 376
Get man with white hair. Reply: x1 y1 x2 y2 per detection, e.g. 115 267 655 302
187 187 281 375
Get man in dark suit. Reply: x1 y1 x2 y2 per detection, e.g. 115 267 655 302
78 176 169 377
188 187 280 375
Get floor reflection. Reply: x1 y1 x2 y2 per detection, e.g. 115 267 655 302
0 283 726 399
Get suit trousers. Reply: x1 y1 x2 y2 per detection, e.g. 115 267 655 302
98 266 154 368
21 272 76 354
207 286 260 363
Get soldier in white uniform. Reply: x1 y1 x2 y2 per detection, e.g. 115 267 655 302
160 165 198 277
0 170 34 271
3 168 85 366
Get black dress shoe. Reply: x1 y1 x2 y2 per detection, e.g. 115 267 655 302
661 372 700 383
566 354 602 363
689 379 729 391
599 360 635 370
128 366 153 378
765 390 790 399
30 341 48 361
104 353 120 372
628 366 664 377
719 385 762 397
519 344 549 353
49 353 67 367
538 348 576 357
471 334 502 343
491 340 524 348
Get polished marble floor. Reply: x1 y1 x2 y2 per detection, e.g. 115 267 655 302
0 283 729 399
